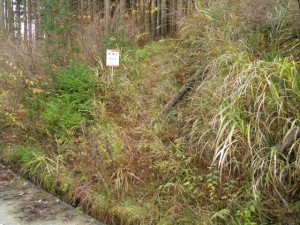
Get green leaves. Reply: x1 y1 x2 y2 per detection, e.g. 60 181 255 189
41 0 73 34
36 62 98 139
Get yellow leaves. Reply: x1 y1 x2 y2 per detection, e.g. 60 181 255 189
1 59 24 78
150 7 159 14
5 60 15 69
0 106 26 130
77 14 92 21
32 88 44 94
131 9 138 15
51 64 58 73
109 36 117 42
18 70 23 77
25 79 35 86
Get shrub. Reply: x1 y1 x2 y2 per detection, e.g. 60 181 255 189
31 62 99 139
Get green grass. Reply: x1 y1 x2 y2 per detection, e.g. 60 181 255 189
3 145 44 164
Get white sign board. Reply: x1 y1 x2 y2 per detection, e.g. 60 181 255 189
106 50 120 67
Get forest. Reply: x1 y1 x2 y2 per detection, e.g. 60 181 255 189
0 0 300 224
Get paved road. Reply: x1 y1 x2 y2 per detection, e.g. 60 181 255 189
0 164 103 225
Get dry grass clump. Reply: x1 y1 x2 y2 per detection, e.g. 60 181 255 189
177 0 300 222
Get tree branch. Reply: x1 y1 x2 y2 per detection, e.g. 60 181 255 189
160 68 207 114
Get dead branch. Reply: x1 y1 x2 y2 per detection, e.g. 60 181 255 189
160 68 206 114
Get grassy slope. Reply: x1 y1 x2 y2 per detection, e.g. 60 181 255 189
1 0 300 224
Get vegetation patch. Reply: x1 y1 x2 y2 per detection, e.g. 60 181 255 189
0 0 300 224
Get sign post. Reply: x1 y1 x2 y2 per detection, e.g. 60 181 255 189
106 49 120 80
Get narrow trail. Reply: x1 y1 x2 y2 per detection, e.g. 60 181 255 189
107 47 177 151
0 164 103 225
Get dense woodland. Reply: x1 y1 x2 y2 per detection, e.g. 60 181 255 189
0 0 195 40
0 0 300 224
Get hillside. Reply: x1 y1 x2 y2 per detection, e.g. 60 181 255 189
1 0 300 224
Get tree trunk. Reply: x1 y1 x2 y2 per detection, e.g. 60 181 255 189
177 0 183 20
172 0 177 32
0 0 5 30
120 0 126 17
161 0 167 36
88 0 92 16
35 0 41 40
140 0 145 32
156 0 161 36
92 0 97 19
24 0 28 42
151 0 156 37
104 0 110 35
7 0 13 33
145 0 150 33
16 0 21 38
28 0 33 49
80 0 84 25
4 0 7 30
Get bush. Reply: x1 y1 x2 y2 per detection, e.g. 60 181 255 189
32 62 99 139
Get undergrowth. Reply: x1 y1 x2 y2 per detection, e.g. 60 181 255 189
1 0 300 224
24 62 99 140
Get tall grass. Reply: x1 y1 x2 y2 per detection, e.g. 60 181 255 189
179 0 300 222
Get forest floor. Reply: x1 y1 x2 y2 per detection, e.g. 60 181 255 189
0 164 103 225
